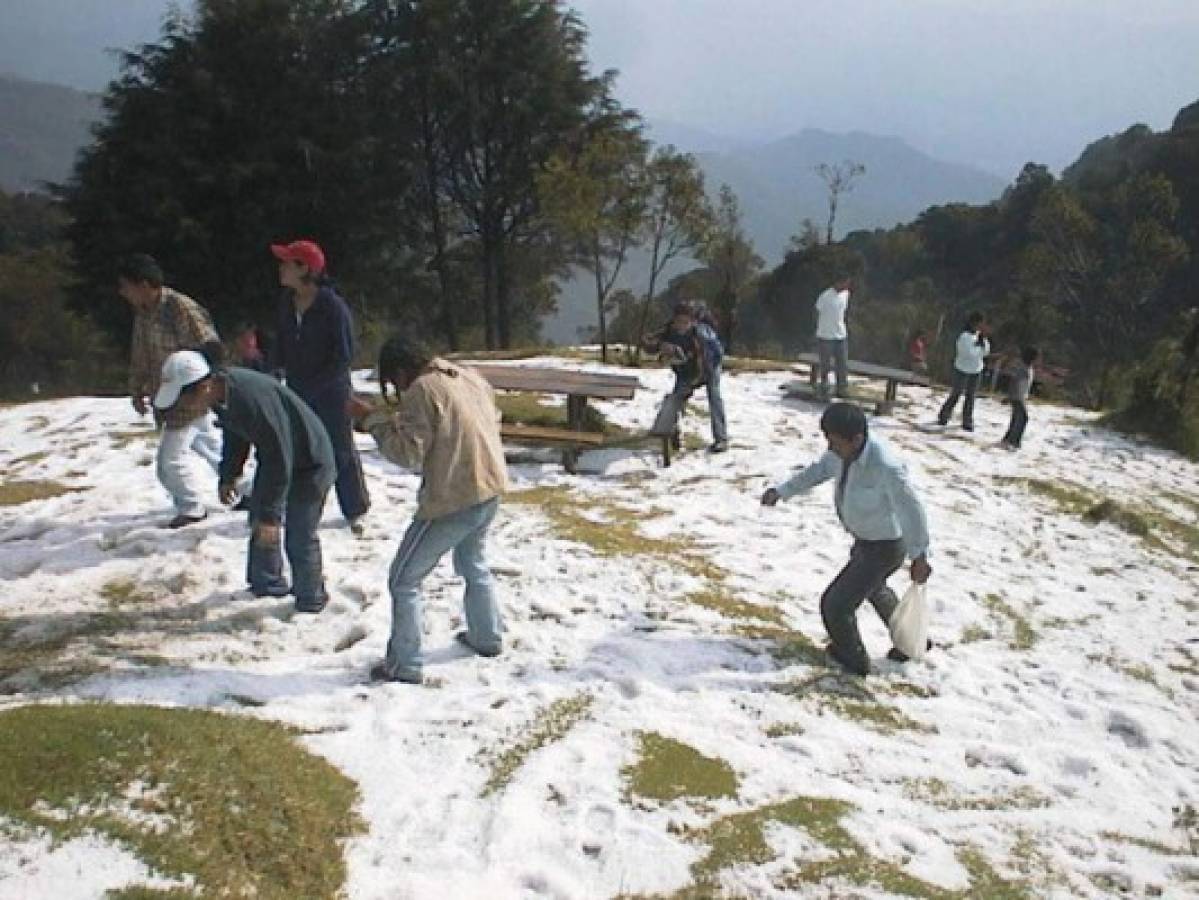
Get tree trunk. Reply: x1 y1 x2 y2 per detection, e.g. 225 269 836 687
594 248 608 363
496 240 511 349
481 234 498 349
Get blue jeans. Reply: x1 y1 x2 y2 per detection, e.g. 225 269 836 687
383 497 502 680
246 477 330 607
817 338 849 398
651 369 728 444
938 369 981 429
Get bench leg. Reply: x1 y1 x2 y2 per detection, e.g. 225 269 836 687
661 435 672 467
562 448 579 475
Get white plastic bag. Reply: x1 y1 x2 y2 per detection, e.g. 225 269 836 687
889 581 930 660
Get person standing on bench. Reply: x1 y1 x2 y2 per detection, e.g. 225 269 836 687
645 300 729 453
814 277 852 400
348 337 509 685
937 311 990 431
761 402 932 676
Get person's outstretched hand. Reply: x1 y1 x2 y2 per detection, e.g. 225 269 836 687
346 395 374 421
760 487 780 507
910 555 932 584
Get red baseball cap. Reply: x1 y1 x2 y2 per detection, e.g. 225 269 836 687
270 239 326 274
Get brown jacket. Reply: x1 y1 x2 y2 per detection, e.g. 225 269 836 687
364 359 508 520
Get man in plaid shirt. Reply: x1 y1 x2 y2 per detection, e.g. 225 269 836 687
119 253 226 528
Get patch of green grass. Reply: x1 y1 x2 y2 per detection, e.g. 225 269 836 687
982 593 1038 651
1100 830 1189 857
480 693 594 797
101 578 159 608
682 587 785 626
742 627 825 667
997 476 1199 562
904 778 1050 811
764 722 805 738
0 704 363 899
0 612 131 692
646 794 1031 899
820 696 937 734
0 479 85 506
772 670 933 734
8 450 50 467
506 485 723 582
623 732 738 803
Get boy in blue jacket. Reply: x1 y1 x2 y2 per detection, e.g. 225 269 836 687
762 402 932 675
645 301 728 453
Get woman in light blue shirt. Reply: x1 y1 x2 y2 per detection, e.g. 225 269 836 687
937 311 990 431
762 402 932 676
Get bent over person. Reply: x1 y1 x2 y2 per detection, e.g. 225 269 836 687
762 402 932 676
154 350 336 614
349 337 509 685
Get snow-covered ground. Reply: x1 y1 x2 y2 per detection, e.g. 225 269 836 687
1 359 1197 899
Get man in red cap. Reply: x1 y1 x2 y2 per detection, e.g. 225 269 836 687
270 240 371 534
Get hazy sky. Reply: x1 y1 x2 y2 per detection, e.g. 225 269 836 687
2 0 1198 177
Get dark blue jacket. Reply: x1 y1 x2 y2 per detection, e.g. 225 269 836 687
275 285 355 402
217 368 336 524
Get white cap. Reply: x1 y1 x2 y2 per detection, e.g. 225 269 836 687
154 350 211 410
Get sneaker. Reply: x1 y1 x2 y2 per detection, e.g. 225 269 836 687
824 642 868 677
886 639 934 663
349 516 367 538
369 662 423 685
250 582 291 598
709 440 729 453
165 512 207 529
455 630 502 658
294 595 328 614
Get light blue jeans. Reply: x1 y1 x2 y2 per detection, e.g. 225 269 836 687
157 412 224 517
383 497 502 680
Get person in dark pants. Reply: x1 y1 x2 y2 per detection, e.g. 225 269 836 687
271 239 371 535
761 402 932 676
644 301 728 453
937 311 990 431
153 350 336 613
1002 346 1039 451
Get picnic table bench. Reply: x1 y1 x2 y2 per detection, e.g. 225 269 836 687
789 352 931 414
468 364 670 473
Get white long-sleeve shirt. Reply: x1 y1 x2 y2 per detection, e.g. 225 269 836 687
815 287 849 340
953 330 989 375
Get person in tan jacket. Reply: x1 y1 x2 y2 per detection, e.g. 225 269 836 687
349 336 508 684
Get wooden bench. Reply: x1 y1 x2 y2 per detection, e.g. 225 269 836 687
790 352 931 415
469 364 669 472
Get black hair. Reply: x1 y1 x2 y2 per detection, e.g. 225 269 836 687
1021 345 1040 365
377 335 433 401
232 321 258 336
820 401 868 440
199 339 227 370
672 300 696 319
965 311 985 330
116 253 164 287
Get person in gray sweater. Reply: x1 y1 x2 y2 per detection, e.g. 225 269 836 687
153 350 336 613
1002 346 1039 451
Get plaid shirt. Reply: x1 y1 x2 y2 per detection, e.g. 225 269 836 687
129 287 218 428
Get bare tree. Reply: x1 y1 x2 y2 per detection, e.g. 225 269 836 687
815 160 866 243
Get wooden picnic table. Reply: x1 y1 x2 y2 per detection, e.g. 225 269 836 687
790 352 931 414
468 364 666 472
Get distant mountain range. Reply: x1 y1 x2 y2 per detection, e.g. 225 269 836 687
547 123 1007 343
0 75 100 192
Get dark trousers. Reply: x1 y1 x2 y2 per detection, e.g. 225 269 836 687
821 539 905 676
817 338 849 398
246 477 332 606
1004 400 1028 448
938 369 980 429
301 387 370 521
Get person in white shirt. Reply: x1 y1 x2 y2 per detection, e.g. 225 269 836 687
937 311 990 431
814 278 852 399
